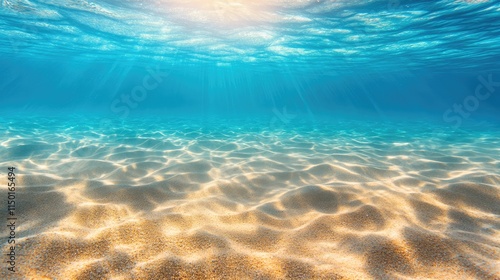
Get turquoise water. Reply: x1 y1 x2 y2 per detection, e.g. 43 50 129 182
0 0 499 123
0 0 500 280
1 1 500 279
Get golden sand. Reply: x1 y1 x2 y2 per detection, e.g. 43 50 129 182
1 126 499 279
1 173 498 279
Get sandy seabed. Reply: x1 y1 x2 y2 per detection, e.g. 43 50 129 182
1 117 499 279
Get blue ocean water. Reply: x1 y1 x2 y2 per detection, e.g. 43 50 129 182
1 1 500 279
0 0 499 123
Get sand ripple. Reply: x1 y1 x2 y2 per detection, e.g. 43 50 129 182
1 117 499 279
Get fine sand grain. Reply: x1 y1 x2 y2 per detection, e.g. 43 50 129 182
1 118 499 279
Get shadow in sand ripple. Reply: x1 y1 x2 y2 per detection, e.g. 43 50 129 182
432 183 500 214
280 185 341 214
5 142 58 159
3 117 500 279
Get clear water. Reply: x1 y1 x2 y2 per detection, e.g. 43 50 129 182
1 1 500 279
1 0 499 121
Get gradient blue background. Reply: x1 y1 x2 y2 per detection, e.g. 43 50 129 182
0 0 499 127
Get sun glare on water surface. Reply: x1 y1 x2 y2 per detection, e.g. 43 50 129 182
154 0 281 28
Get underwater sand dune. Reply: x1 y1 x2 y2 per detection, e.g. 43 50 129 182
1 118 499 279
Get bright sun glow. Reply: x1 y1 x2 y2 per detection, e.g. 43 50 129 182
156 0 280 28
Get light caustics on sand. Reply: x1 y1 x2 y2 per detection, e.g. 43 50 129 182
1 1 500 279
0 117 499 279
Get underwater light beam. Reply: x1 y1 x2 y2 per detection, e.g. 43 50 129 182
153 0 279 28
